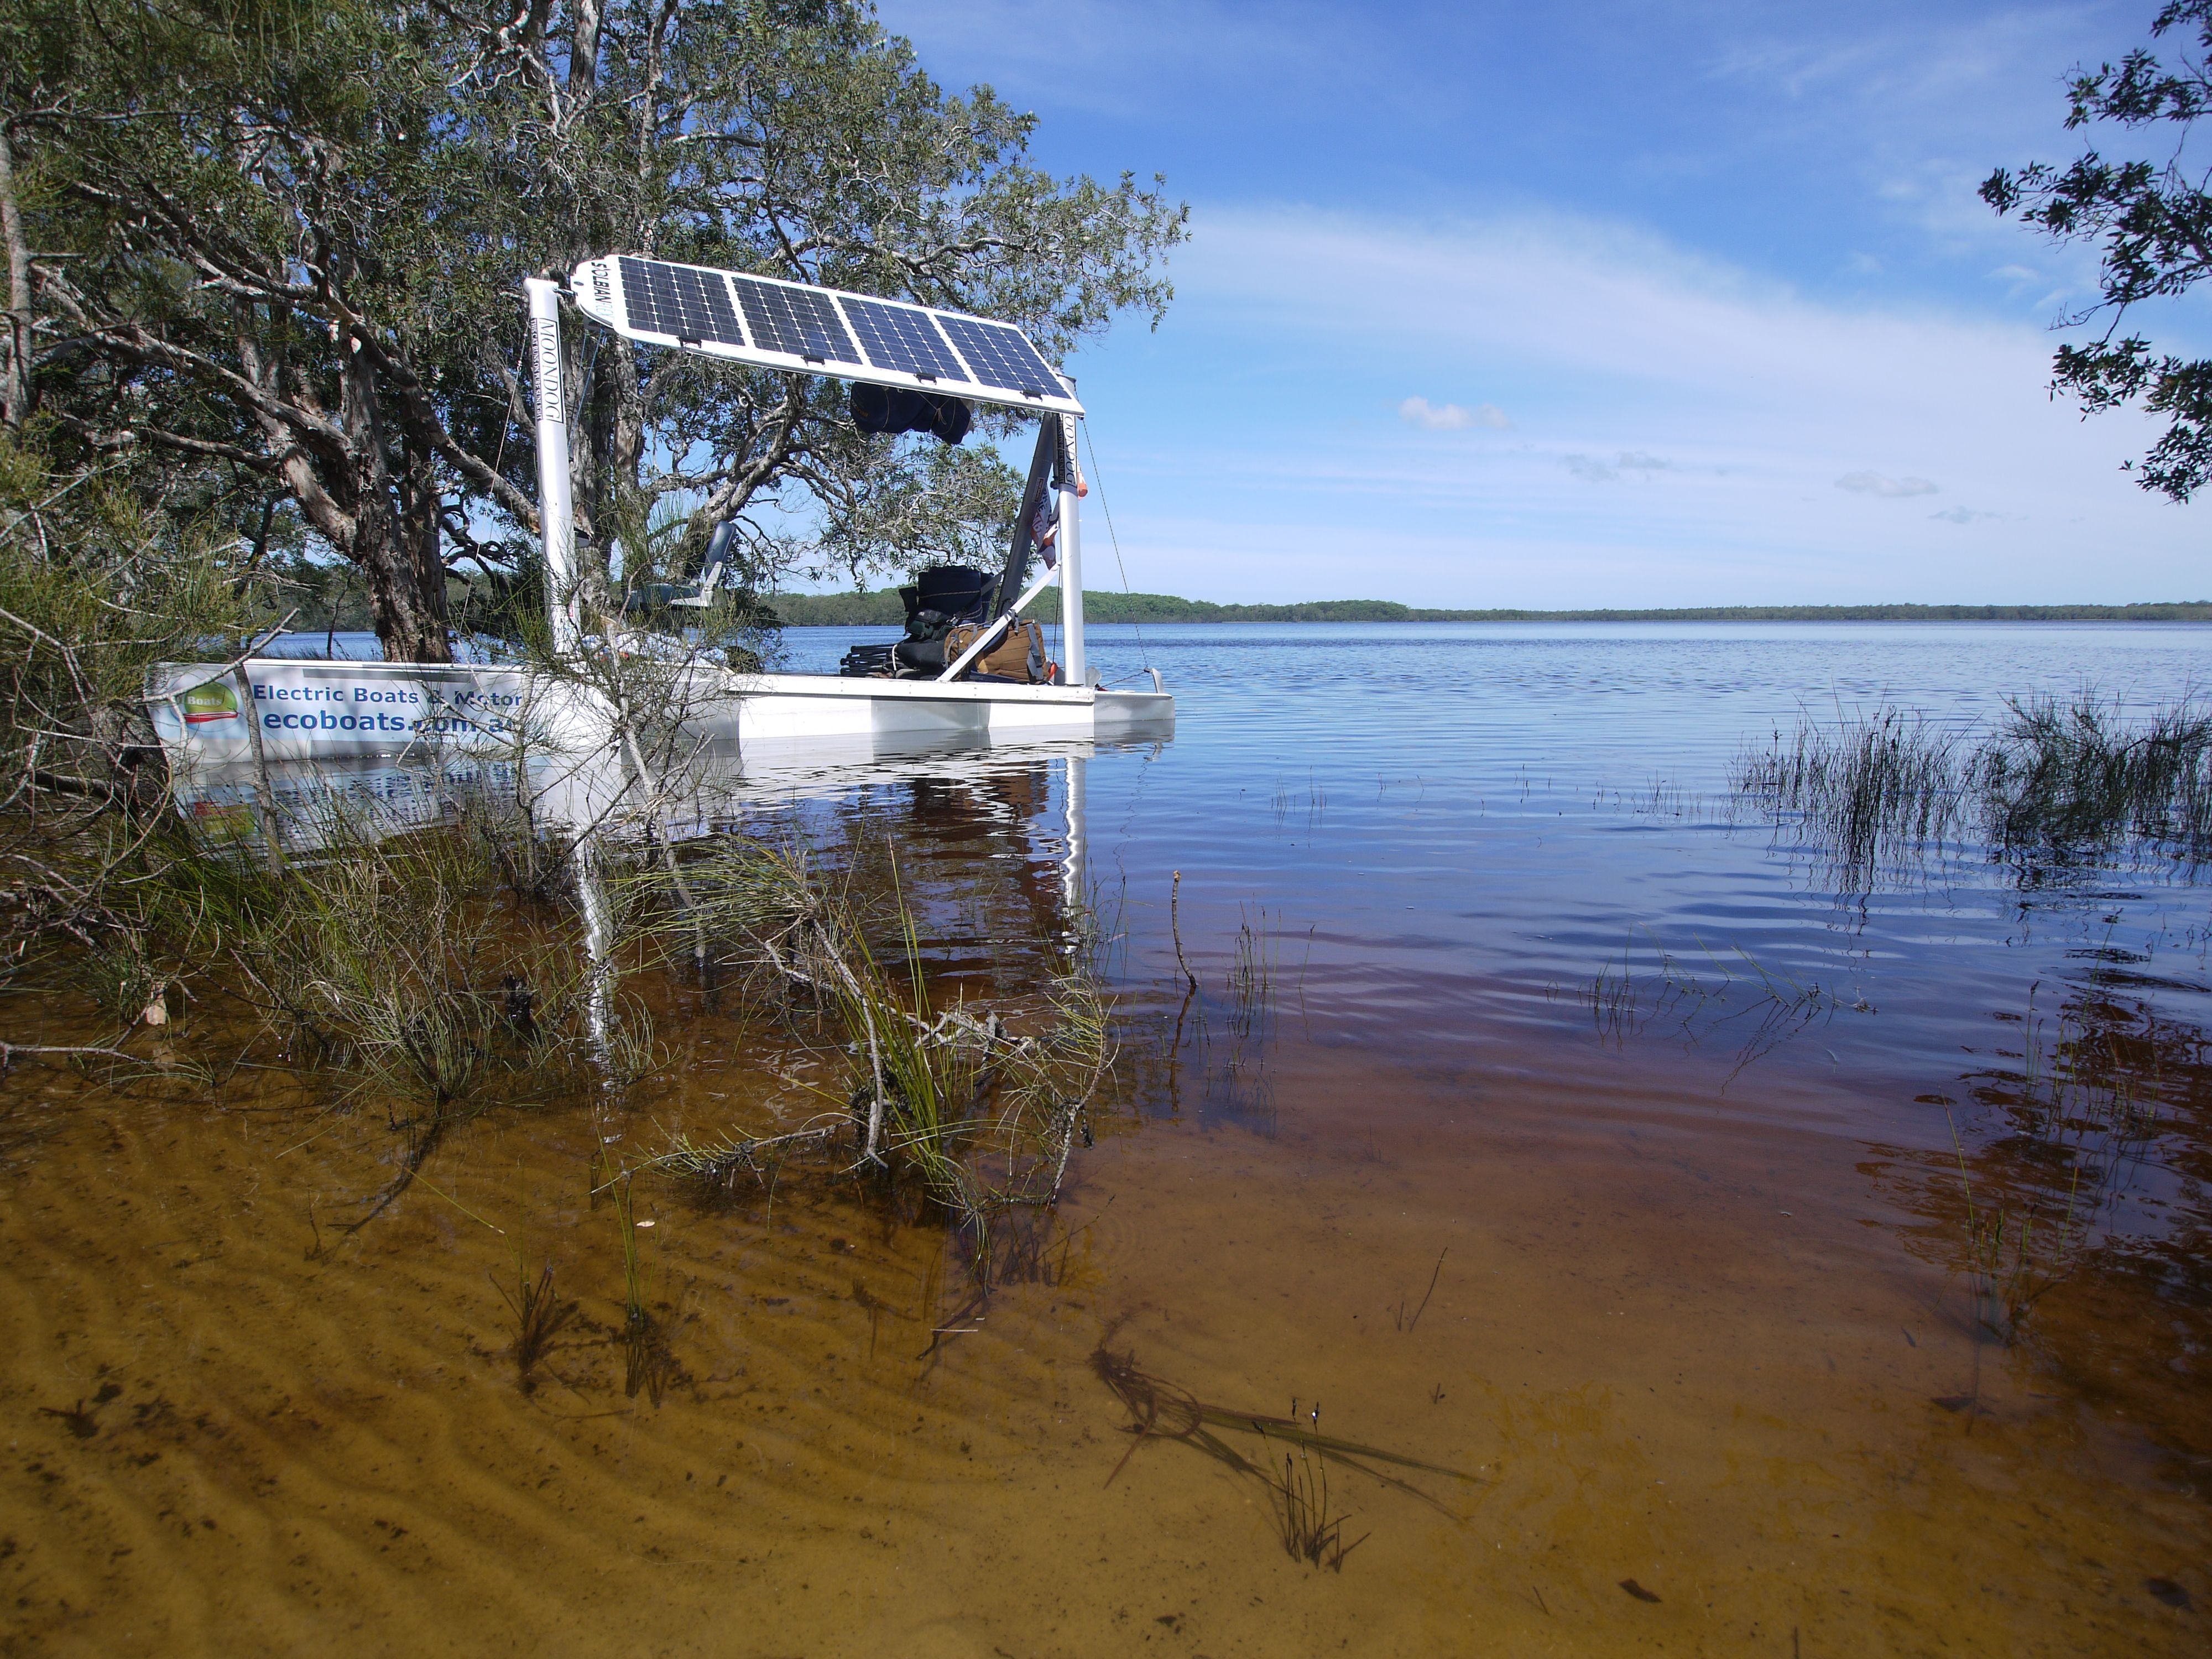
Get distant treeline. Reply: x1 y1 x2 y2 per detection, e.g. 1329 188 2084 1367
287 581 2212 634
763 588 2212 626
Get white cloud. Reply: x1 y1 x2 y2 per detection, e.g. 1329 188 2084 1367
1836 470 1939 497
1400 396 1470 430
1929 505 2000 524
1399 397 1509 431
1070 204 2198 604
1567 451 1671 483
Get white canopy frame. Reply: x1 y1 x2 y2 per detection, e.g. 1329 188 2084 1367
526 266 1089 686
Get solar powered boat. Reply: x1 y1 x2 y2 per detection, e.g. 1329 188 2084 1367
149 259 1173 778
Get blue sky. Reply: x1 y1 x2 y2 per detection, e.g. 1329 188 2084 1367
872 0 2212 606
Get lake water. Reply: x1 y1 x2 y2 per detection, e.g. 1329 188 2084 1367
4 622 2209 1655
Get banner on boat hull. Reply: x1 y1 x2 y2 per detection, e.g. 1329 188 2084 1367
145 659 1172 771
147 661 535 761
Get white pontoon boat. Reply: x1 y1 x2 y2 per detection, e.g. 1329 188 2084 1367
148 258 1173 774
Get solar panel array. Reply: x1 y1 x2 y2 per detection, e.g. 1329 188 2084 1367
576 256 1080 414
934 315 1063 400
837 293 966 382
617 258 744 348
730 274 857 364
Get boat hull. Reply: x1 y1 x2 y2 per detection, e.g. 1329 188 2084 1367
145 659 1173 768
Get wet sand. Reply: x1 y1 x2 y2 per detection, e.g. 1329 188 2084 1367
2 999 2203 1656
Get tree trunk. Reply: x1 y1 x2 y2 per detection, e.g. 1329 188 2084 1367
340 344 451 664
0 124 32 430
569 0 602 103
394 422 453 661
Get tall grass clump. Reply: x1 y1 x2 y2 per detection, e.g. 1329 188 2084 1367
634 836 1112 1266
149 806 612 1106
127 801 659 1240
1735 692 2212 880
1979 693 2212 859
495 1256 578 1395
1731 706 1971 878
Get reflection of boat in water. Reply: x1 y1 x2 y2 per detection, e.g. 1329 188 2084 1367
165 734 1129 923
148 257 1172 773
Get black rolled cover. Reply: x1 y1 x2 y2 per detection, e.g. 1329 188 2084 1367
851 383 971 445
851 382 924 434
923 393 971 445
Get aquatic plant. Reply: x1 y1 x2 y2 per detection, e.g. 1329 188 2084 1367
154 808 605 1112
1734 693 2212 884
1583 926 1861 1073
1089 1341 1473 1569
495 1258 579 1395
643 1120 844 1194
1225 905 1277 1045
1979 693 2212 860
1391 1248 1448 1333
630 834 1114 1266
1265 1436 1368 1571
603 1173 682 1405
1732 705 1972 881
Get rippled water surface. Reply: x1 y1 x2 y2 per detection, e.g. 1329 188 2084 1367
5 622 2210 1656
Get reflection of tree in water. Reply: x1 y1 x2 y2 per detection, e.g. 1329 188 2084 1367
1872 984 2212 1459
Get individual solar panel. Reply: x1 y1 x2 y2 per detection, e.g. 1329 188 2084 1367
616 257 743 347
729 273 860 364
570 255 1084 415
935 314 1063 399
837 294 965 382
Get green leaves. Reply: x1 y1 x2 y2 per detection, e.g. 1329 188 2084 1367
1985 2 2212 500
10 1 1187 651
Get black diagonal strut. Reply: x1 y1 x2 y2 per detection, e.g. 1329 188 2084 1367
993 416 1068 621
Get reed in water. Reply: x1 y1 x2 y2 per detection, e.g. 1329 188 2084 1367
1734 692 2212 879
632 835 1114 1273
1089 1339 1474 1569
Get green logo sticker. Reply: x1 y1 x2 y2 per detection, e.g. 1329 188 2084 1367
181 680 240 724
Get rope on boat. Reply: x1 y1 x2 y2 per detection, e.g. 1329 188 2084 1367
1081 422 1156 685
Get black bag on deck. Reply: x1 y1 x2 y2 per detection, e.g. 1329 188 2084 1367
840 565 998 678
839 641 897 678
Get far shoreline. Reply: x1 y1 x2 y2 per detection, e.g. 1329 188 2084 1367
765 591 2212 627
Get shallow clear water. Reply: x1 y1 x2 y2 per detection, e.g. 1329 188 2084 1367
4 622 2209 1655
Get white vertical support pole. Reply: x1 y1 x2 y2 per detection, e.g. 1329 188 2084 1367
1057 412 1087 688
1062 753 1089 931
525 278 580 656
572 830 615 1060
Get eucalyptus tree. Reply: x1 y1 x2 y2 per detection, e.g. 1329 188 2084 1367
3 0 1186 661
448 0 1186 596
5 0 540 660
1984 1 2212 502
